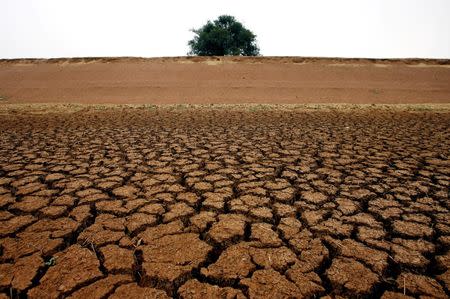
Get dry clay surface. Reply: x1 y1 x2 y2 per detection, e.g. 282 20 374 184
0 56 450 104
0 108 449 298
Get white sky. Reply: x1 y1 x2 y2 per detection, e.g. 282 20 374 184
1 0 450 59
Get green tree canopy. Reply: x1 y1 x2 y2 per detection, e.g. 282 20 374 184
188 15 260 56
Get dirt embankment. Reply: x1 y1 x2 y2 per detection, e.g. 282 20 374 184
0 56 449 104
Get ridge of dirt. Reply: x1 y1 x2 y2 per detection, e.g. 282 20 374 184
1 56 449 105
0 56 449 65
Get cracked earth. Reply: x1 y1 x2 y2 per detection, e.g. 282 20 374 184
0 107 449 298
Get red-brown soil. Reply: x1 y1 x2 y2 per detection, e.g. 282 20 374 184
0 107 449 298
0 56 449 104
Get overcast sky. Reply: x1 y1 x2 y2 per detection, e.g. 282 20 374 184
2 0 450 59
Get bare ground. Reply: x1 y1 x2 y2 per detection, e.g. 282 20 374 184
0 106 449 298
0 56 449 104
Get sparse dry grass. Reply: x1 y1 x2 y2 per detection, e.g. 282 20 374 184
0 102 449 115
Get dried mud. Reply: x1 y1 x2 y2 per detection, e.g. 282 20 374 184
0 107 449 298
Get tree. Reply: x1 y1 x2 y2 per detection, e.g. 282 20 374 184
188 15 260 56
